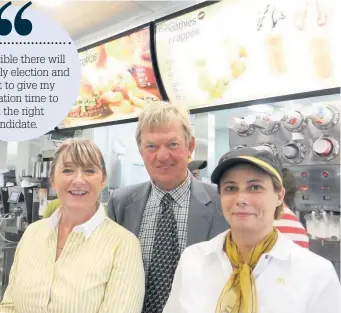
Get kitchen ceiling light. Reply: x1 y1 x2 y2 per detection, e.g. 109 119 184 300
248 104 274 113
34 0 67 7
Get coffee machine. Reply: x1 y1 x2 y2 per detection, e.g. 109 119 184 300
30 150 56 216
0 185 40 242
0 170 16 214
227 94 340 277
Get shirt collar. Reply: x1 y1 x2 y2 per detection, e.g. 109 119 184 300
265 231 293 260
48 203 106 238
151 170 191 205
202 230 293 261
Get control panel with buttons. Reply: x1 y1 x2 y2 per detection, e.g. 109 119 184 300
288 165 340 213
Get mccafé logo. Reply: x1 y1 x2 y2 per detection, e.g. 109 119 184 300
198 11 205 20
159 9 206 33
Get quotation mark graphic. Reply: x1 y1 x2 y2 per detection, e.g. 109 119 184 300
0 1 32 36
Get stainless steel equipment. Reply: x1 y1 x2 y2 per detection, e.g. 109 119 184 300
0 170 16 189
0 151 55 300
228 96 340 277
0 186 40 242
29 151 57 215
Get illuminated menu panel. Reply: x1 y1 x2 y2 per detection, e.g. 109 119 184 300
60 27 162 129
155 0 339 109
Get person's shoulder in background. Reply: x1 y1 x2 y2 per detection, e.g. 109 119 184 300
42 199 61 218
42 199 109 218
274 205 309 249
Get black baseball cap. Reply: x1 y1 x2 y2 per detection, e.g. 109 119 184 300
211 147 283 185
188 159 207 171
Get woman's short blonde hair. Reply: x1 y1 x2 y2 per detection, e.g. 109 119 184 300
50 138 107 181
135 101 193 148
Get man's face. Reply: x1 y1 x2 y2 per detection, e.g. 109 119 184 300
139 120 195 190
191 169 200 180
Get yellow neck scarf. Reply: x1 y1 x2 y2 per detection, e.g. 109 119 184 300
215 228 278 313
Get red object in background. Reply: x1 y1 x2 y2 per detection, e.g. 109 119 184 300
131 65 158 89
288 117 297 125
322 171 329 178
274 206 309 249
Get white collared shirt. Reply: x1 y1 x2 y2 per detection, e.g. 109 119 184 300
163 231 340 313
48 204 106 238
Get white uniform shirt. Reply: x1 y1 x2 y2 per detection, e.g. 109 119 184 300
163 231 340 313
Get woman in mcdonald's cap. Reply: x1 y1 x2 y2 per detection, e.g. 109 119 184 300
163 147 340 313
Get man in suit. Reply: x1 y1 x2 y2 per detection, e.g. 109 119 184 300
107 101 228 313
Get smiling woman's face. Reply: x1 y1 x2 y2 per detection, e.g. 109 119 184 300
50 140 107 212
51 151 106 211
219 164 284 233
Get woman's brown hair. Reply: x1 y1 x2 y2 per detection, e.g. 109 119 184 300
50 138 107 182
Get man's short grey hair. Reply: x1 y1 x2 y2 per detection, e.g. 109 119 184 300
135 101 193 147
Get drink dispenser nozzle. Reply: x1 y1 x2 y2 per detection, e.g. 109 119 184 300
312 135 339 160
277 108 308 132
283 144 299 159
302 104 339 129
230 117 255 137
245 113 279 135
304 105 333 125
253 143 279 157
281 140 306 164
254 145 273 154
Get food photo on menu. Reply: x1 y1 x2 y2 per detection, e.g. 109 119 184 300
59 28 161 129
194 40 248 102
154 0 338 110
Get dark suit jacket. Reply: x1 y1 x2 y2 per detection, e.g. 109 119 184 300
107 176 229 247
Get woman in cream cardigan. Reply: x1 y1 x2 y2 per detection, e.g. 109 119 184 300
0 138 145 313
163 147 340 313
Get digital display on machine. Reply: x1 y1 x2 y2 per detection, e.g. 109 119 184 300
155 0 339 110
9 191 20 203
59 27 162 129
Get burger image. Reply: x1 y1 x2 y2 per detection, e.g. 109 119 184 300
64 75 113 125
63 40 160 127
66 97 113 121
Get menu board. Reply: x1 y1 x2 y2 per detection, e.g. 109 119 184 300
155 0 340 109
59 27 161 129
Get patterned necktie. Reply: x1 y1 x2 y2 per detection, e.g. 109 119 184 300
143 193 180 313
